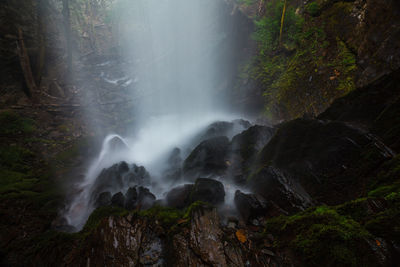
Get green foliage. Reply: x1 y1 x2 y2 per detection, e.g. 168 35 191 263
252 0 304 53
265 206 371 266
238 0 358 120
82 206 128 233
0 111 36 135
305 2 320 17
140 205 185 227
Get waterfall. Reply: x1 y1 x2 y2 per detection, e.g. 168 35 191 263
64 0 243 230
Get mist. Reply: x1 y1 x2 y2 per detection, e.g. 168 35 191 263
63 0 247 229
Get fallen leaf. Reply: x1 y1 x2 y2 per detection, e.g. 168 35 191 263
236 229 247 243
376 239 381 246
177 218 188 224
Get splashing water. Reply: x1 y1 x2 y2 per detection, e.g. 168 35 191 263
64 0 247 229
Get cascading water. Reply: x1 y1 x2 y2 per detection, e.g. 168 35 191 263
64 0 248 230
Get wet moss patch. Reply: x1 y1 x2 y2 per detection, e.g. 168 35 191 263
265 206 376 266
0 111 36 136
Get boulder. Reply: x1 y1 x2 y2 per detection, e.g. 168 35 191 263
137 186 156 210
111 192 125 207
183 136 230 181
229 125 276 184
125 164 151 186
191 178 225 205
248 166 312 214
165 184 194 209
125 186 137 210
250 118 393 206
163 147 183 184
91 161 130 199
234 190 269 222
95 191 112 207
189 119 251 150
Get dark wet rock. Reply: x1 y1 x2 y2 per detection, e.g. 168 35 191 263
165 184 194 209
95 191 112 207
124 187 137 210
231 125 275 156
137 186 156 210
91 161 130 199
248 166 313 214
191 178 225 205
163 147 183 184
125 164 151 186
234 190 269 222
229 125 276 184
319 70 400 152
183 136 230 181
251 118 393 205
189 119 252 149
111 192 125 207
118 161 129 173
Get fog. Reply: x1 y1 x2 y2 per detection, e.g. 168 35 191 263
64 0 245 229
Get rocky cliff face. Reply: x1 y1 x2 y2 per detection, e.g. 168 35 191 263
233 0 400 121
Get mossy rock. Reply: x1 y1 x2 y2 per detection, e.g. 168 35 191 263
0 111 36 135
265 206 380 266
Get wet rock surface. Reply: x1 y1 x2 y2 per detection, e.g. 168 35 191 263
165 184 194 209
234 190 269 222
251 119 393 205
183 136 231 181
95 192 112 208
111 192 125 208
191 178 225 205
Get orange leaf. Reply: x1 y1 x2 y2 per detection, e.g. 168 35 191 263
236 229 247 243
376 239 381 246
177 218 188 224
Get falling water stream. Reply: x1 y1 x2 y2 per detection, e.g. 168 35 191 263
64 0 247 229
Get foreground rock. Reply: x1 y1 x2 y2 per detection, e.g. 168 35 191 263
191 178 225 205
249 118 394 209
165 184 194 209
229 125 276 184
234 190 269 222
190 119 251 146
90 161 151 208
183 136 231 181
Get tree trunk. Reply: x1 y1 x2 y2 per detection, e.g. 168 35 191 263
279 0 287 46
16 28 39 103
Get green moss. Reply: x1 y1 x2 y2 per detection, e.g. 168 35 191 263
82 206 128 233
265 206 372 266
0 145 34 171
336 198 369 222
140 205 184 228
0 111 36 135
54 136 92 164
368 155 400 195
364 195 400 242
